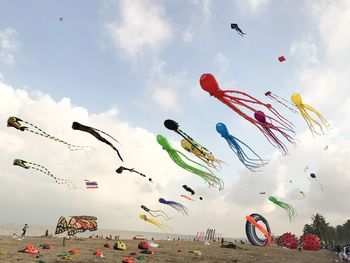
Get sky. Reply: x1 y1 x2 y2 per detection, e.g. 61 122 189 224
0 0 350 238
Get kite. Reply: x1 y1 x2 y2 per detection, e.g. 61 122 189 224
278 56 286 62
199 197 203 200
55 216 97 237
182 185 195 195
310 173 323 191
200 74 295 152
180 139 225 170
291 93 330 136
72 122 123 161
181 195 194 201
157 134 224 190
265 91 297 114
13 159 75 189
140 205 170 220
216 122 267 171
299 190 305 197
254 111 295 155
116 166 152 182
139 214 170 230
159 198 188 215
260 192 266 195
245 214 271 246
268 196 296 222
230 23 246 36
164 119 223 170
324 145 328 151
59 17 63 21
7 117 88 151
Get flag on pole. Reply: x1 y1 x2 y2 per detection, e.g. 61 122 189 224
85 179 98 189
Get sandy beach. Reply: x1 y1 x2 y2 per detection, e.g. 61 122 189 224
0 236 337 263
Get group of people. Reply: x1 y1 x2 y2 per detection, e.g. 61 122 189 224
88 234 120 240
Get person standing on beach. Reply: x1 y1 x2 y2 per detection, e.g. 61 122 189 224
21 224 29 236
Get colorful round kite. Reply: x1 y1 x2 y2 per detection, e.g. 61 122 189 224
245 213 271 246
301 233 320 250
279 232 297 249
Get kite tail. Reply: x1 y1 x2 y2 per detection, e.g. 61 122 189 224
21 120 89 151
269 196 296 222
171 149 224 189
303 104 330 128
315 179 324 191
223 91 294 130
24 161 75 189
232 136 268 163
300 108 323 136
266 93 298 114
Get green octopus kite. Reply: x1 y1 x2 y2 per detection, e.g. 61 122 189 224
156 134 224 190
268 195 296 222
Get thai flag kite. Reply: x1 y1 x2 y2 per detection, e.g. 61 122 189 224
85 179 98 189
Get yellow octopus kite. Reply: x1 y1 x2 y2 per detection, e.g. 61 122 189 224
180 139 225 170
291 93 330 136
139 214 171 230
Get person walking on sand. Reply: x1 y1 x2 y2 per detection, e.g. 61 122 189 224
21 224 29 237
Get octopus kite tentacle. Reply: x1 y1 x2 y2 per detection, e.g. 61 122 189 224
157 135 224 190
216 122 267 171
13 159 76 189
159 198 188 215
140 205 171 220
7 117 88 151
164 119 223 169
72 122 123 161
268 196 296 222
199 74 296 145
265 91 298 114
254 111 296 155
180 139 226 170
291 94 330 136
139 214 171 230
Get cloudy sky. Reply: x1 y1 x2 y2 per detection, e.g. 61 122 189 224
0 0 349 238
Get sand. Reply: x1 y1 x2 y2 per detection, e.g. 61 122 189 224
0 235 337 263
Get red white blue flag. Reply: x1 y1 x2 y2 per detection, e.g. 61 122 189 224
85 179 98 189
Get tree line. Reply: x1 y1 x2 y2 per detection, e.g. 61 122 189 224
303 213 350 245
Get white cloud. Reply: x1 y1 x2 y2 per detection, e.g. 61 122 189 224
0 28 20 66
0 72 349 237
309 0 350 64
214 52 231 75
147 59 191 111
151 87 178 110
290 36 319 65
182 26 193 43
0 79 193 233
238 0 271 14
191 0 212 22
104 0 172 60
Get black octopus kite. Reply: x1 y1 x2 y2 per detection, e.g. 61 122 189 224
231 23 246 37
72 121 123 162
